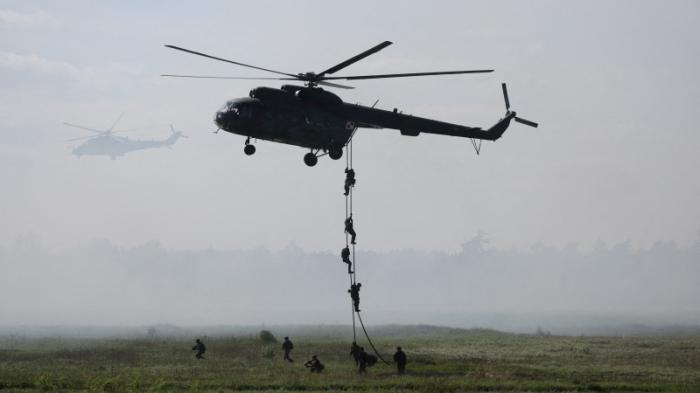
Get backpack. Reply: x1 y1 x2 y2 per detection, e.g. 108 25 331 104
366 354 377 367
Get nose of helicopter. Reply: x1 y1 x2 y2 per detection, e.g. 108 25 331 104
214 111 224 128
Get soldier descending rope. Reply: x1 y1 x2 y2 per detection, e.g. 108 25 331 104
345 214 357 245
340 140 390 369
344 167 356 196
349 282 362 312
341 246 353 273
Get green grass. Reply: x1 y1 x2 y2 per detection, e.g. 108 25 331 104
1 331 699 392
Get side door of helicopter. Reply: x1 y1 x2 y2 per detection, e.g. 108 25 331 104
296 104 352 149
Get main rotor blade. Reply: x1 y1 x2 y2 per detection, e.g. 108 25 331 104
318 81 355 89
318 41 392 77
108 112 124 132
514 117 538 128
65 135 97 142
63 122 105 134
160 74 298 80
164 45 299 78
110 129 136 135
323 69 493 81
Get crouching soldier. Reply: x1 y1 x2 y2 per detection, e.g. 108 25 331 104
304 355 325 373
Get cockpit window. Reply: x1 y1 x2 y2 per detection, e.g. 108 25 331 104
218 100 253 118
219 101 234 112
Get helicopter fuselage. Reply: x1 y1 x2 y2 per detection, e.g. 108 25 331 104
165 41 537 166
214 84 515 161
71 132 184 160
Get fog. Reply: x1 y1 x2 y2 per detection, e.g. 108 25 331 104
2 1 700 335
2 234 698 335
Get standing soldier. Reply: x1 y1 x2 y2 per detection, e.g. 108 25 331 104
192 338 206 360
348 283 362 312
393 346 407 375
345 215 357 244
344 167 356 196
341 246 353 274
282 336 294 362
350 341 361 365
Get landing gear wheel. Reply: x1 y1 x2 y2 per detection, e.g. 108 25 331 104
244 144 256 156
304 152 318 167
329 148 343 160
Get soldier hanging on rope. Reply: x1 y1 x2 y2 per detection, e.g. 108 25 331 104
341 246 353 274
345 214 357 244
349 282 362 312
344 167 356 196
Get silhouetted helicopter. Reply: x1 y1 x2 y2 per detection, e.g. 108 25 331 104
163 41 537 166
64 114 187 159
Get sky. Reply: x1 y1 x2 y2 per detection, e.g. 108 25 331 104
1 0 699 328
1 1 699 253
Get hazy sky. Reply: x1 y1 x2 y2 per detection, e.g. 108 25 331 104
1 0 699 253
3 237 699 329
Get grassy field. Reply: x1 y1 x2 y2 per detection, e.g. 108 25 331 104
1 330 699 392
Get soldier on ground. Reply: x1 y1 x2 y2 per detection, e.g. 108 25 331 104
350 341 361 365
393 346 407 375
192 338 206 360
341 246 353 274
348 283 362 312
304 355 325 373
344 215 357 245
358 346 368 374
344 167 356 196
282 336 294 362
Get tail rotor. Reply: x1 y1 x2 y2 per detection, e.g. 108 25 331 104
501 83 538 128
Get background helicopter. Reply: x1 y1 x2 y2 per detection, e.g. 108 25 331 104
163 41 537 166
64 114 187 160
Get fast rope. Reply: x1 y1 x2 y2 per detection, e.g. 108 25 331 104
343 137 390 365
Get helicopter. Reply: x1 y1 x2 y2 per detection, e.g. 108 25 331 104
163 41 537 166
64 114 187 160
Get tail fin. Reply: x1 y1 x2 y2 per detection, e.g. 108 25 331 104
166 124 188 145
